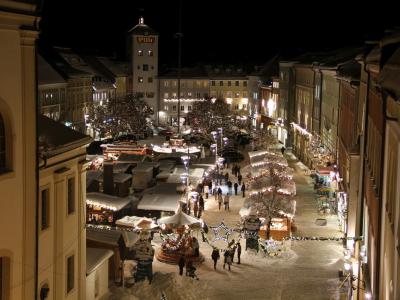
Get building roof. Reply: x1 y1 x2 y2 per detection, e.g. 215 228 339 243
336 60 361 83
38 115 92 158
86 248 114 275
158 67 209 79
96 172 132 184
137 183 181 212
128 17 158 35
86 227 140 247
97 57 129 77
37 54 66 85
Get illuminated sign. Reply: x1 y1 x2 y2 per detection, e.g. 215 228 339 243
137 36 155 43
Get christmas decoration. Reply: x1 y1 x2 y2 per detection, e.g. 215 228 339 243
210 222 233 243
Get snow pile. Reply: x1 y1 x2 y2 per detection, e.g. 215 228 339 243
132 272 210 300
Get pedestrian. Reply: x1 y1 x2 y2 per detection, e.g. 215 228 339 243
185 259 194 276
241 182 246 198
217 187 222 195
231 244 236 262
199 195 204 217
178 255 185 276
233 165 238 177
223 250 232 271
211 247 220 270
218 193 223 210
234 182 238 195
208 180 213 193
238 173 243 185
227 180 232 192
236 242 241 264
203 184 209 199
193 237 200 257
224 172 229 184
193 200 199 218
224 193 230 211
281 146 285 155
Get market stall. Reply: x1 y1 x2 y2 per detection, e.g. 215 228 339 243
259 217 291 241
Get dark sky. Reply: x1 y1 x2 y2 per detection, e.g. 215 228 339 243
39 0 399 66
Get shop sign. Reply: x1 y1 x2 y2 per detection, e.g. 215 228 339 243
137 36 155 43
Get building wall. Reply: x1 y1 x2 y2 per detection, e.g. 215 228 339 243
131 33 159 116
0 4 39 299
39 83 67 122
379 96 400 300
86 259 110 300
321 71 340 156
210 78 249 113
313 70 322 136
38 147 88 300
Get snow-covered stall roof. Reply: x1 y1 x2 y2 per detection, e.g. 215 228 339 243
157 208 200 227
166 167 205 184
86 248 114 275
137 183 180 212
96 173 132 183
86 192 133 211
86 226 140 247
115 216 159 229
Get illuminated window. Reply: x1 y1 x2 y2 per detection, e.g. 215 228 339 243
138 77 144 83
138 50 143 56
164 93 169 98
164 81 169 87
235 81 239 86
172 81 177 87
148 50 153 56
235 92 240 98
148 77 153 83
187 92 192 97
143 64 148 71
211 81 215 86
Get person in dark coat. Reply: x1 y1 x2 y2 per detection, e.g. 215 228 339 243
241 182 246 198
198 195 204 218
227 180 232 193
234 182 239 195
211 248 220 270
281 146 285 155
217 187 222 195
236 242 242 264
178 255 186 275
238 174 243 185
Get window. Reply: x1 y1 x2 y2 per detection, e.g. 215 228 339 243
242 104 247 110
67 177 75 215
148 77 153 83
172 81 177 87
138 77 143 83
172 92 177 98
0 114 5 171
228 81 231 86
187 92 192 97
148 50 153 56
41 188 50 230
1 257 10 300
138 50 143 56
143 64 149 71
235 81 239 86
164 81 169 87
234 104 239 110
164 93 169 99
146 92 154 98
196 92 201 98
211 81 215 86
66 255 74 294
219 81 223 86
235 92 240 98
188 106 192 111
243 81 247 87
180 105 184 111
172 105 177 111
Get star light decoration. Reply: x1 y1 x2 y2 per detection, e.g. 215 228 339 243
210 222 233 243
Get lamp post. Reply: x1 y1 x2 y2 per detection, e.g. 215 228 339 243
181 154 190 214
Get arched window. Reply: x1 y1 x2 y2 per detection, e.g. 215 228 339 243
0 113 5 171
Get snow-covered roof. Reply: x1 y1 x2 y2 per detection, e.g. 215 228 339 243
86 248 114 275
86 226 140 247
116 216 158 229
137 183 181 212
96 173 132 184
86 192 133 211
157 208 201 226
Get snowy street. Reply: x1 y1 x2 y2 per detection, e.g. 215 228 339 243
107 149 345 300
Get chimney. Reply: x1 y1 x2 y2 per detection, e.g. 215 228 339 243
103 160 114 195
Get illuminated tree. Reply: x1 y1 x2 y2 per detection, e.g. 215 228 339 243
87 94 153 140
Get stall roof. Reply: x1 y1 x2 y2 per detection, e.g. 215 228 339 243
86 192 133 211
137 183 180 212
86 248 114 275
86 226 140 247
96 173 132 184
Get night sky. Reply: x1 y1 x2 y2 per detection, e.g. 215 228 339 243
39 0 399 66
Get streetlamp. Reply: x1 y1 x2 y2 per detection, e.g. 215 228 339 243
211 130 218 165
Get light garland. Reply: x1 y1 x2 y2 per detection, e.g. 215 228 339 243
283 236 363 241
87 200 118 211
